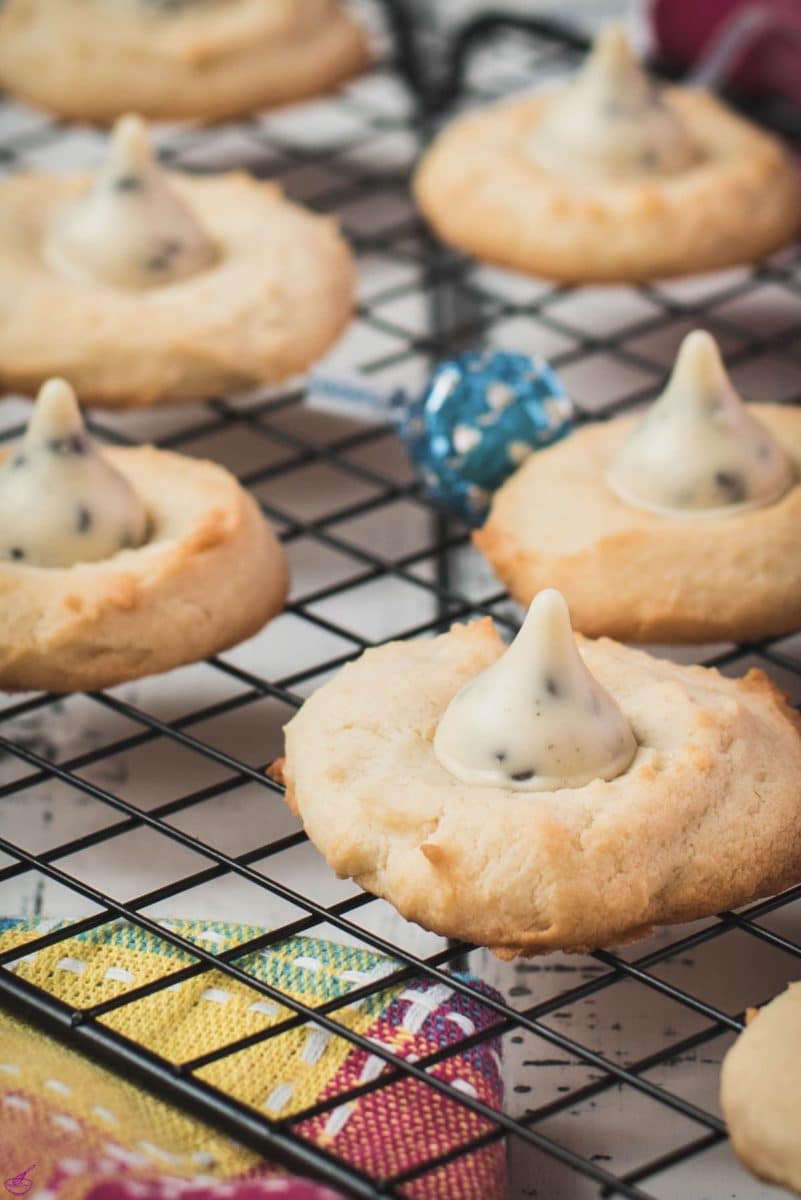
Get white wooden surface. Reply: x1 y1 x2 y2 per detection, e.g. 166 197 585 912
1 3 799 1197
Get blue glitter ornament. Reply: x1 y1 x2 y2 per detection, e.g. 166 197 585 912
308 349 572 524
398 350 573 523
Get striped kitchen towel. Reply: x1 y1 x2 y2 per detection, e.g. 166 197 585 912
0 918 506 1200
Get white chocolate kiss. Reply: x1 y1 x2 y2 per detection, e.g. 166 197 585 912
528 25 701 182
0 379 149 568
607 331 796 519
44 115 218 290
434 589 637 792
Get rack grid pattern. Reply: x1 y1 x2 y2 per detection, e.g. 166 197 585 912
2 6 801 1198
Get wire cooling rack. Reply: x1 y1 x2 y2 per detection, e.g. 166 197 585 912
3 4 801 1198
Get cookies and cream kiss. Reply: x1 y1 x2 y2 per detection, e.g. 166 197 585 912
607 330 795 518
529 24 700 182
45 115 218 292
434 589 636 791
0 378 148 567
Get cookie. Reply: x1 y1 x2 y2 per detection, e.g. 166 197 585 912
279 589 801 957
721 984 801 1194
0 116 354 407
475 331 801 644
0 0 370 123
414 27 800 283
0 379 287 692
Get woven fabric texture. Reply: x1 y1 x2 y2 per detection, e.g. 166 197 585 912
0 919 506 1199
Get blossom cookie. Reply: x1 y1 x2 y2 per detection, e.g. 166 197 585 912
414 26 800 282
0 115 354 407
0 0 370 123
722 985 801 1196
475 331 801 643
0 379 287 692
278 590 801 955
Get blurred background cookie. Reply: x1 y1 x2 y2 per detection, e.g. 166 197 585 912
0 115 355 406
0 0 371 123
414 25 800 282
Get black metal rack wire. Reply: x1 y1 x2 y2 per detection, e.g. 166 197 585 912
2 3 801 1198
